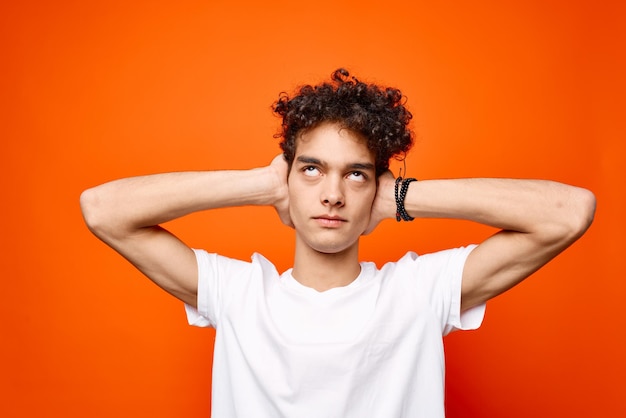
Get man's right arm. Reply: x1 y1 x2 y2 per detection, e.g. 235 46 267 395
80 156 291 308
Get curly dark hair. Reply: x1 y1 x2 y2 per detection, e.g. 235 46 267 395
272 68 414 177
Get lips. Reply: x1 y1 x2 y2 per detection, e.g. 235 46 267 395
313 215 346 228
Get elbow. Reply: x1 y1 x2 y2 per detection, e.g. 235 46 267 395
536 186 596 247
81 184 142 242
569 187 596 239
80 187 110 238
554 187 596 244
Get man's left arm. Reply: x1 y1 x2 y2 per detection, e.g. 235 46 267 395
369 175 596 311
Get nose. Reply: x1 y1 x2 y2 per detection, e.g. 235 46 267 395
321 176 344 207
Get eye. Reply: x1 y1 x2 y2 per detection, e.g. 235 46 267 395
302 166 320 177
347 171 367 182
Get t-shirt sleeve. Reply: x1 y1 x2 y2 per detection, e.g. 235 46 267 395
441 244 485 335
184 249 215 327
408 245 485 335
184 249 256 328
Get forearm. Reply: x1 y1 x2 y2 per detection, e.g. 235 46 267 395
80 166 284 237
378 176 595 241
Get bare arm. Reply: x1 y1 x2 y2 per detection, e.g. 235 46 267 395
80 156 290 307
369 174 596 311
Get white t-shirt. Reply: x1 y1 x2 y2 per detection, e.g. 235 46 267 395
185 245 485 417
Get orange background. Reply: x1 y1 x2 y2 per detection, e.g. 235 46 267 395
2 1 624 416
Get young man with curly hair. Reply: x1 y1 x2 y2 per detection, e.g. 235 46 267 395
81 69 595 417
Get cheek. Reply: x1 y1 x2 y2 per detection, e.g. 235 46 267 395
353 191 376 219
360 186 377 207
288 187 309 220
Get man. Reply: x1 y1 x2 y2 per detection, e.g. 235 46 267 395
80 69 595 417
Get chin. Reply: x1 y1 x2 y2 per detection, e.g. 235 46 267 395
295 227 362 255
309 239 358 255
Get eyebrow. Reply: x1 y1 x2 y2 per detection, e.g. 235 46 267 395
296 156 323 165
295 156 375 171
349 162 376 171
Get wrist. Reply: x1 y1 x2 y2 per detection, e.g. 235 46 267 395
263 159 290 209
247 166 280 207
395 177 418 222
376 173 401 221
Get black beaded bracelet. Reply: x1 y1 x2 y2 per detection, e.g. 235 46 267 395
395 177 417 222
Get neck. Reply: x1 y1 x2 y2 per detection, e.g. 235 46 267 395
291 238 361 292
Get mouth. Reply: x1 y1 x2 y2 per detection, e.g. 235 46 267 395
313 215 346 228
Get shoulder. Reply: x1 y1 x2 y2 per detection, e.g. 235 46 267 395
377 245 477 274
368 245 477 296
189 251 280 326
193 250 280 282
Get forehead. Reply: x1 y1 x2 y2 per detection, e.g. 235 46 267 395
295 123 374 164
